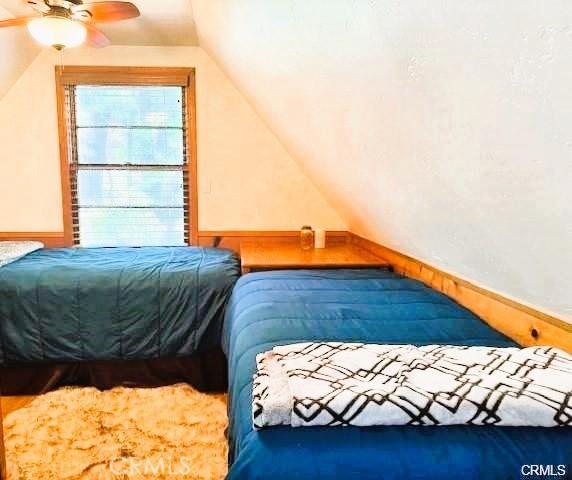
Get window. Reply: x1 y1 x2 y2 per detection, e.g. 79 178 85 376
56 67 197 247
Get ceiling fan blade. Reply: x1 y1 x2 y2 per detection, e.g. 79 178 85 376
72 1 140 23
0 16 37 28
84 23 110 48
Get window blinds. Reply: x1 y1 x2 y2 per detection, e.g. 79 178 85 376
65 85 190 247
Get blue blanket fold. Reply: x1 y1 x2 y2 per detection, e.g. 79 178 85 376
0 246 239 364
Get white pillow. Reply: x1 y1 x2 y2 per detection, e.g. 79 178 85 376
0 241 44 267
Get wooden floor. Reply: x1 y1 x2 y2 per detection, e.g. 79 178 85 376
1 396 35 419
0 398 28 478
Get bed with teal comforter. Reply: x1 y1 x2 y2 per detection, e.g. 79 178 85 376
0 246 239 364
223 269 571 480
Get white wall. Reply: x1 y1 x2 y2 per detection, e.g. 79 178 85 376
0 46 345 231
193 0 572 321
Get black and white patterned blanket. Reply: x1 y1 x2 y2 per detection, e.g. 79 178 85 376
252 343 572 429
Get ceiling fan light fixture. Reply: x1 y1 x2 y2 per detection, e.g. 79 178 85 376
27 16 87 50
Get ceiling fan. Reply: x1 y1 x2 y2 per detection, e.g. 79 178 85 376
0 0 140 50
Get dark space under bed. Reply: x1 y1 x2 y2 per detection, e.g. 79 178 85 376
223 269 572 480
0 246 240 394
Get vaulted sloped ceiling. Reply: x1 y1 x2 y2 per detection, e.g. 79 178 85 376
0 3 39 99
192 0 572 321
78 0 199 46
0 0 200 99
0 0 570 320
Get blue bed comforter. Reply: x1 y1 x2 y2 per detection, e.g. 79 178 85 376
0 247 239 364
223 269 571 480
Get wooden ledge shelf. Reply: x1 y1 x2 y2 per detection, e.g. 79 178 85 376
240 242 389 274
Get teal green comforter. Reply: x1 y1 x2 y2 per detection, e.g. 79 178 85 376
0 247 239 364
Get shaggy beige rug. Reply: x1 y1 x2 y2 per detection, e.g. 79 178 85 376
4 384 228 480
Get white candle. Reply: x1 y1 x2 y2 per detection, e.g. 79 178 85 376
314 229 326 248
